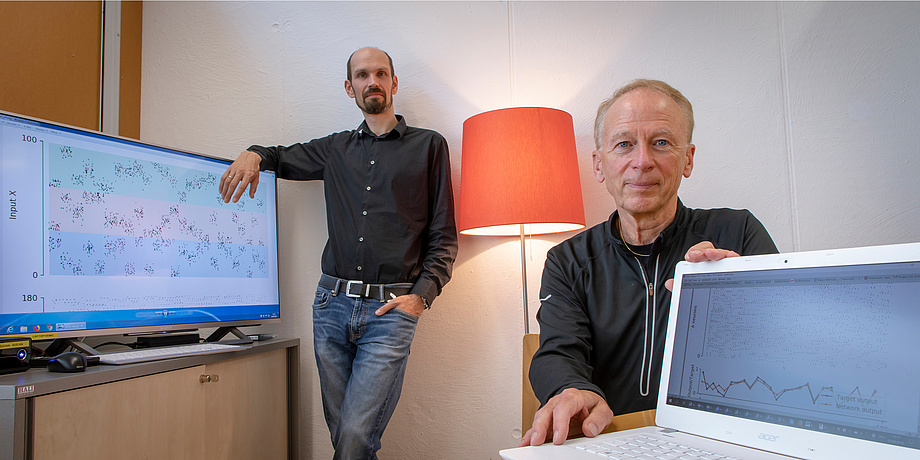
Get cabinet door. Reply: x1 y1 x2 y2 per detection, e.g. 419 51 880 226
32 365 208 460
0 2 102 130
204 348 288 459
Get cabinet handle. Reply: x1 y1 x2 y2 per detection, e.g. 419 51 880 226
199 374 220 383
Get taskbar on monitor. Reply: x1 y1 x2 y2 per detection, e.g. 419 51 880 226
1 306 280 337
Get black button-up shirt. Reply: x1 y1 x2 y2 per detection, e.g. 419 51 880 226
248 116 458 306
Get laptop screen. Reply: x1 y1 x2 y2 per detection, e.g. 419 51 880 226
665 260 920 452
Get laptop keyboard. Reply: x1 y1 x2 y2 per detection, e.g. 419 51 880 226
573 433 742 460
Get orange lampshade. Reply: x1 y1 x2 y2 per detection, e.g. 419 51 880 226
458 107 585 236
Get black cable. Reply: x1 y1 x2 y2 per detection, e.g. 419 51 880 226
94 341 136 350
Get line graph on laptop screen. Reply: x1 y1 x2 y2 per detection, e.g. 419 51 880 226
667 262 920 450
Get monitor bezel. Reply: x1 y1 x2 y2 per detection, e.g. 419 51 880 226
0 109 281 341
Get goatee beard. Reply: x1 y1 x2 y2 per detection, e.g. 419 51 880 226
355 88 392 115
361 97 389 114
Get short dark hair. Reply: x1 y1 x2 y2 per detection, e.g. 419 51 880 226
346 47 395 81
594 79 694 149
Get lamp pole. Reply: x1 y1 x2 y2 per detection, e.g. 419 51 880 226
520 224 529 334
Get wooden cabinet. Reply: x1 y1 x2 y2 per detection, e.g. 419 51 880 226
33 365 209 459
0 339 299 460
206 349 290 459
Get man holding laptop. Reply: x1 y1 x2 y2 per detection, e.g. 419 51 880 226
522 79 778 447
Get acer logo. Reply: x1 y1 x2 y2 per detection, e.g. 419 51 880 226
758 433 779 442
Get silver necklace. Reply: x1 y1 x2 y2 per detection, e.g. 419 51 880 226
619 220 651 257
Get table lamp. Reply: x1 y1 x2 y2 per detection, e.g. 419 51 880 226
458 107 585 333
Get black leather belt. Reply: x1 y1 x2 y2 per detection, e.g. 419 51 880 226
319 274 412 301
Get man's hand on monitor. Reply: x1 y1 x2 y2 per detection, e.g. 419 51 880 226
664 241 741 291
220 150 262 203
519 388 613 447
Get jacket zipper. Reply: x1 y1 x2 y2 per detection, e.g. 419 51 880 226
635 255 660 397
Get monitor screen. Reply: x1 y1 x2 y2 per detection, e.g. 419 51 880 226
0 110 280 341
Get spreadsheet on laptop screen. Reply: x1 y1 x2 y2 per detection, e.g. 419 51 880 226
666 261 920 451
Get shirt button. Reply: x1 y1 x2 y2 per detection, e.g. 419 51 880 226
366 186 371 191
356 266 362 271
359 237 364 242
370 160 375 165
362 211 367 216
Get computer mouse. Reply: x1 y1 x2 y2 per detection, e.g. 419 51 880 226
47 352 87 373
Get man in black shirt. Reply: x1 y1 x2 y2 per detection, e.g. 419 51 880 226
521 79 777 447
219 47 457 460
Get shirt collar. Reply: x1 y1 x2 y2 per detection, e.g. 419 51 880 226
356 115 407 140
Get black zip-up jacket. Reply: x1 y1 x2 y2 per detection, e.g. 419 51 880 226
530 201 778 416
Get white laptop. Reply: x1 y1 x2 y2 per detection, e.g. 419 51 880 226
501 242 920 459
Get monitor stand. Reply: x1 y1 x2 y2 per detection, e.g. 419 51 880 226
39 326 254 356
205 326 254 345
41 338 101 357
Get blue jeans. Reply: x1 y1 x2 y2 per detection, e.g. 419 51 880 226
312 284 419 460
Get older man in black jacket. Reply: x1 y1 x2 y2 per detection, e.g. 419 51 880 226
522 79 777 447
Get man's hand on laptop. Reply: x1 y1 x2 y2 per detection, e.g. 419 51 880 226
520 388 613 447
664 241 740 291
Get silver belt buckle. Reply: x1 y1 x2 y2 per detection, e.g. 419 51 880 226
345 280 362 298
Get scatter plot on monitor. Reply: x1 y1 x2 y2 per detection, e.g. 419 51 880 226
48 144 269 280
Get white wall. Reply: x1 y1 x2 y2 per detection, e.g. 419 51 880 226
140 2 920 458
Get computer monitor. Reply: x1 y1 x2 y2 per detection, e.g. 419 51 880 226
0 110 280 346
